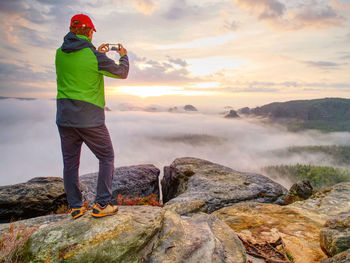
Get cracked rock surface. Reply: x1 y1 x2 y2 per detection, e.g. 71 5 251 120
162 157 287 212
8 206 246 263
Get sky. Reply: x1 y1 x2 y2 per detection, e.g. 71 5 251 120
0 0 349 108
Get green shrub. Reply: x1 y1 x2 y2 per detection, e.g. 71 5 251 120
263 164 350 189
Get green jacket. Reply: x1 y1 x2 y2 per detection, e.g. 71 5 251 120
55 32 129 127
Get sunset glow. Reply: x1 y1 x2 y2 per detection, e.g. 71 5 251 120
116 85 212 98
0 0 349 106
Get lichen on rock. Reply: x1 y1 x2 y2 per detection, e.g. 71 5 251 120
16 206 164 262
161 157 287 213
320 212 350 257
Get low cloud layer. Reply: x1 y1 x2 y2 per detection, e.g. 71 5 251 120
302 60 344 69
1 99 349 188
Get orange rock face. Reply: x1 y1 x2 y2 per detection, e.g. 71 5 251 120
213 202 327 263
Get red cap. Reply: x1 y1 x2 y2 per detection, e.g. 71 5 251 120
70 14 96 32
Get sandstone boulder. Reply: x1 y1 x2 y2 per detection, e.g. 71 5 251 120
80 164 160 205
149 211 246 263
0 177 71 222
16 206 163 262
163 200 208 216
320 212 350 257
0 164 160 222
213 202 326 263
162 157 287 212
8 206 247 263
289 182 350 224
283 180 313 205
321 249 350 263
0 214 69 235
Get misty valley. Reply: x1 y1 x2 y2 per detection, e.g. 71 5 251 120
0 97 349 191
1 97 350 262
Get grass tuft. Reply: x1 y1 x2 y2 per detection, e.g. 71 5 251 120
0 222 37 262
116 193 162 207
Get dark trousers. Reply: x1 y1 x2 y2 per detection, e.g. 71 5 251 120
57 124 114 208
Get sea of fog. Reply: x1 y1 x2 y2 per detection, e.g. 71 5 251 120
1 98 350 188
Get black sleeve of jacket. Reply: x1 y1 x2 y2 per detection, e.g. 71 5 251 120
92 49 129 79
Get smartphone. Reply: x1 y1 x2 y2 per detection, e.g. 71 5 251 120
108 44 120 51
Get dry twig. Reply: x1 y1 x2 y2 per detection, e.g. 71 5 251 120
238 235 291 263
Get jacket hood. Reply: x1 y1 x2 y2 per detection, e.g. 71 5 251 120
61 32 95 53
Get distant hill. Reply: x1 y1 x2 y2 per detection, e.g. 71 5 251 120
245 98 350 132
184 104 198 111
272 145 350 167
0 96 36 101
263 164 350 189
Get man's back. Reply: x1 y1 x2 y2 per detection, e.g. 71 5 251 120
55 32 128 127
56 33 104 108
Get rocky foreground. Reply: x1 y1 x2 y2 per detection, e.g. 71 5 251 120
0 157 350 263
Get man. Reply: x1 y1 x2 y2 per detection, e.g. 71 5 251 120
55 14 129 219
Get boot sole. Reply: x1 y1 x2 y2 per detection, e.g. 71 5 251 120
72 210 86 219
91 209 118 218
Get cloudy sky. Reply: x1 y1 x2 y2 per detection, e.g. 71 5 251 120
0 0 350 108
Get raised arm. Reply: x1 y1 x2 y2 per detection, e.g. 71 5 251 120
92 45 129 79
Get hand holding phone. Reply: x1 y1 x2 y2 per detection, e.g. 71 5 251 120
99 43 127 56
117 44 127 57
108 44 120 51
98 43 109 53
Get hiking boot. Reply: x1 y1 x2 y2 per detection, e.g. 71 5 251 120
91 203 119 218
70 206 87 219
